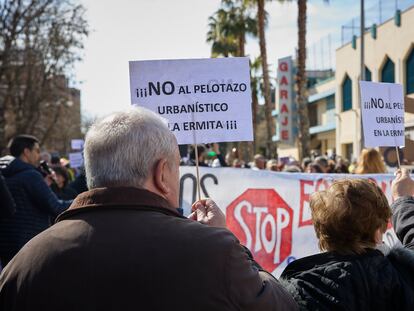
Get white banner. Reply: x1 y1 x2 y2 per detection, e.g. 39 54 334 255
360 81 404 147
179 167 400 277
129 57 253 144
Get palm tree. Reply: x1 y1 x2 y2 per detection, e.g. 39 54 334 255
221 0 258 57
270 0 308 159
296 0 329 159
296 0 310 160
206 0 258 162
250 56 263 153
278 0 329 160
255 0 276 158
207 1 257 58
206 11 238 57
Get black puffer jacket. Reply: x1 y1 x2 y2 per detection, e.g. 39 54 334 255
280 247 414 310
391 196 414 250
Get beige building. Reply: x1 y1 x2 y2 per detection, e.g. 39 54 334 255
274 5 414 164
336 5 414 162
308 77 336 156
275 71 336 160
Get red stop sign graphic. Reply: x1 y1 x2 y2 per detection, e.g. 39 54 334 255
226 189 293 272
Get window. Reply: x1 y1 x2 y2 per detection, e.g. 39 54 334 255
309 105 318 127
365 67 372 81
381 57 395 83
407 49 414 94
342 75 352 112
345 143 353 161
326 95 335 110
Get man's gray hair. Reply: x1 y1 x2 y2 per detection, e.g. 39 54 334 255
84 107 177 189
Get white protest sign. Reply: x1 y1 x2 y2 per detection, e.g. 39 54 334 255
71 139 84 150
129 57 253 144
69 152 83 168
360 81 405 147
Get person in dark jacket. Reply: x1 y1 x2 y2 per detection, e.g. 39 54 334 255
50 166 77 200
68 167 88 195
0 135 71 267
280 178 414 310
0 108 297 311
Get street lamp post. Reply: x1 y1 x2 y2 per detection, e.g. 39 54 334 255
359 0 365 155
360 0 365 82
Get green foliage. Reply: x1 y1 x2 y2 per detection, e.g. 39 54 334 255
206 0 258 57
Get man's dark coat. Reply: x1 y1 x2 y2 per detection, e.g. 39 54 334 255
0 187 297 311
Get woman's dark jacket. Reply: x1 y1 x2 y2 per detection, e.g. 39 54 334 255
279 196 414 310
280 247 414 310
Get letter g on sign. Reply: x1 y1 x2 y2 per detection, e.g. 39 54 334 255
279 62 289 72
226 189 293 272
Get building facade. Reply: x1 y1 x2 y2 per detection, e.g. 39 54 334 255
274 69 335 159
336 5 414 163
274 4 414 164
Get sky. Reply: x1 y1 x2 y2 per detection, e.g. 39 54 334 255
75 0 372 119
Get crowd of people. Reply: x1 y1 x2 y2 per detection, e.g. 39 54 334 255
0 136 89 267
0 107 413 310
182 143 390 175
39 152 87 198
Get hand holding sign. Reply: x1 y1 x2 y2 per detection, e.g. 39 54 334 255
392 168 414 200
188 199 226 229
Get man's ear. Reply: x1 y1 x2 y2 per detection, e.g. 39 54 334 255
21 148 31 160
153 158 170 195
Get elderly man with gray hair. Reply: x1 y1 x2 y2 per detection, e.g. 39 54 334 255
0 107 297 311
